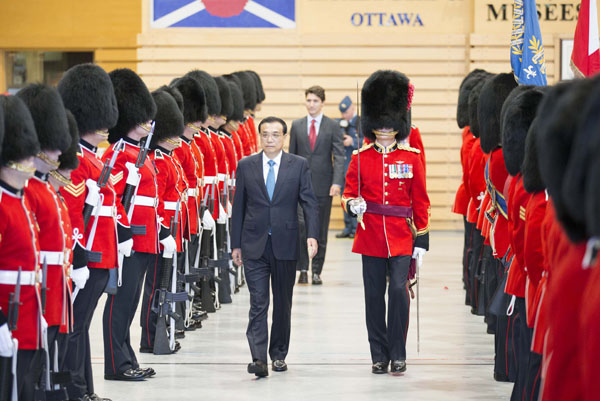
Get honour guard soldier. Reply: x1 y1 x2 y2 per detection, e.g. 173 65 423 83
0 95 42 401
342 70 430 374
142 89 186 351
234 71 259 154
17 84 73 369
101 68 165 381
57 63 124 401
223 79 246 166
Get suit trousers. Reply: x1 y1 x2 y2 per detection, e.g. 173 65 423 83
297 195 331 274
362 254 411 363
245 237 297 363
103 252 156 374
62 267 108 398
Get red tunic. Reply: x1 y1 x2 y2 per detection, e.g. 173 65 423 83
580 254 600 401
342 141 430 257
0 183 41 350
236 125 253 157
56 192 74 334
466 139 487 224
189 138 205 201
452 127 476 216
245 115 258 153
408 126 426 172
62 143 128 269
25 176 70 328
103 139 159 254
194 129 219 217
523 192 547 328
173 138 199 236
152 149 187 252
209 129 230 218
487 149 510 258
505 175 530 298
230 129 244 162
219 132 238 176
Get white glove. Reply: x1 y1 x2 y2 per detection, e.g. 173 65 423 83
217 203 227 224
85 179 100 206
160 235 177 258
227 201 232 218
71 266 90 289
125 162 140 186
0 324 13 357
40 315 48 332
118 238 134 257
412 247 426 269
349 198 367 215
202 209 216 231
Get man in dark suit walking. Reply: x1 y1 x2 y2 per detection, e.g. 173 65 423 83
231 116 319 378
289 86 345 285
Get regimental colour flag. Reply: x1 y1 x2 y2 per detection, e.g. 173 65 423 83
510 0 547 86
571 0 600 77
152 0 296 29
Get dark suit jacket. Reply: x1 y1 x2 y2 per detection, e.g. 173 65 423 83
231 151 320 261
288 115 345 197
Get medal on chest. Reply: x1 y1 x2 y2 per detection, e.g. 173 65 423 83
389 162 413 179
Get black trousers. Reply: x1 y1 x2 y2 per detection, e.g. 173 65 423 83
244 237 296 363
297 195 330 275
62 267 108 398
524 351 542 401
103 252 156 375
362 254 411 363
463 219 475 304
510 298 531 401
14 349 37 401
140 254 162 349
468 228 485 311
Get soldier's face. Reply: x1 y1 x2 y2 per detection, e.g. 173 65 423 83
305 94 324 117
260 122 285 156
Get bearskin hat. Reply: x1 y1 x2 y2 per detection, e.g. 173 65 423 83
522 116 545 193
171 76 207 124
537 79 594 243
227 81 245 122
0 95 40 165
467 78 489 138
58 110 80 171
157 85 184 114
58 63 118 135
16 84 71 153
561 75 600 234
233 71 257 111
246 70 265 104
184 70 221 116
107 68 156 144
361 70 411 142
150 90 184 149
214 76 233 119
457 69 489 128
478 73 518 153
500 85 544 176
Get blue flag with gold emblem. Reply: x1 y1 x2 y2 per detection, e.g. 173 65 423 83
510 0 547 86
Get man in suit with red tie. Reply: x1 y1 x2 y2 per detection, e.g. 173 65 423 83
231 116 319 377
289 86 345 285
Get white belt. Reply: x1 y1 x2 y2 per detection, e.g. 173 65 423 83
218 174 226 182
204 176 217 185
92 205 116 217
187 188 199 197
0 270 39 285
228 179 236 186
39 251 65 266
164 201 178 211
134 195 158 208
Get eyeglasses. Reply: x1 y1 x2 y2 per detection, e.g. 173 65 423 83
260 133 282 140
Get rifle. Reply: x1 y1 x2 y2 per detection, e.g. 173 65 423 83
41 257 48 314
122 122 155 217
7 268 21 331
152 201 187 354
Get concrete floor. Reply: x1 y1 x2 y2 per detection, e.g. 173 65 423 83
89 231 512 401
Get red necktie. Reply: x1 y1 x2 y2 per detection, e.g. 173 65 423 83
309 119 317 151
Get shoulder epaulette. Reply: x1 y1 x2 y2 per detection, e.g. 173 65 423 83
397 144 421 154
352 143 374 155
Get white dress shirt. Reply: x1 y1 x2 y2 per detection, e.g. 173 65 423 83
306 113 324 137
263 150 283 184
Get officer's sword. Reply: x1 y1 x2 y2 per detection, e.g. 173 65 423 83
356 83 365 230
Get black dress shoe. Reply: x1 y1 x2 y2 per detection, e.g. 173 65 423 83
139 346 153 354
390 360 407 373
87 393 112 401
272 360 287 372
104 368 146 381
175 329 185 339
247 361 269 377
312 274 323 285
298 271 308 284
335 231 350 238
135 367 156 378
371 362 389 374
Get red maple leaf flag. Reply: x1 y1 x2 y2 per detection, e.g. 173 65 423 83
571 0 600 77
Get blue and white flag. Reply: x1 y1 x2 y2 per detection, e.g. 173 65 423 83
152 0 296 29
510 0 547 86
